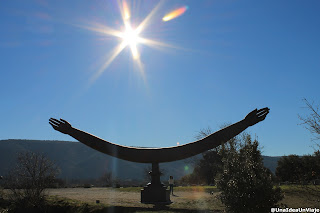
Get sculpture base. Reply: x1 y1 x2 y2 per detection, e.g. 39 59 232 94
141 183 171 204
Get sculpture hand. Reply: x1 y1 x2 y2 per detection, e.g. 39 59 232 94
49 118 73 135
245 107 270 126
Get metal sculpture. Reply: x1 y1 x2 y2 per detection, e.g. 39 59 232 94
49 107 269 203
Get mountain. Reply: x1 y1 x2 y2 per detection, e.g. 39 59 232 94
0 139 194 182
262 155 281 173
0 139 280 182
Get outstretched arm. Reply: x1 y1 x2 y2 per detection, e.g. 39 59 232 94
49 107 269 163
192 107 269 151
215 107 269 142
49 118 120 157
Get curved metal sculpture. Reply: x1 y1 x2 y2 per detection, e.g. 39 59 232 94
49 107 269 203
49 108 269 163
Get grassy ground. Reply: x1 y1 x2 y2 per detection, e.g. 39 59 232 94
46 185 320 212
279 185 320 208
46 186 224 212
117 186 219 193
1 185 320 212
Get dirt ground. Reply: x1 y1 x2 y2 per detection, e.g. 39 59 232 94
47 187 223 211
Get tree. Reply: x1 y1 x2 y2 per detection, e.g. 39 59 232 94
99 171 113 187
299 98 320 141
0 176 3 200
275 155 303 182
217 134 283 213
276 153 320 183
313 151 320 180
196 150 223 185
179 166 206 185
181 126 283 212
194 126 214 141
185 126 241 185
301 154 319 182
4 152 60 207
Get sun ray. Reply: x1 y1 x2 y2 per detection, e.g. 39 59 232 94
138 37 178 50
135 57 146 84
89 41 127 84
135 0 164 34
73 22 123 38
130 43 139 59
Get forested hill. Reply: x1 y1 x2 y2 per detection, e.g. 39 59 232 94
0 139 280 181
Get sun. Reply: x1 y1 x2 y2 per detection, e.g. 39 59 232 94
122 25 138 46
120 22 140 59
77 1 178 84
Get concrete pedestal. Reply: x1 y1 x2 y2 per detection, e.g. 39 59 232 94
141 163 171 204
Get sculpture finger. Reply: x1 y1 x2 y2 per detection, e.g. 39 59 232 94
257 108 269 117
257 107 269 114
258 114 268 122
49 120 60 126
60 119 70 125
50 118 61 123
49 118 61 126
257 110 269 118
246 109 257 119
49 120 58 127
49 122 59 130
257 107 269 112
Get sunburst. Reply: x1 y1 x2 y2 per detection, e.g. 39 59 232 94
77 0 175 84
74 0 189 85
120 21 140 59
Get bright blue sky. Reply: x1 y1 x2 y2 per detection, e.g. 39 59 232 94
1 0 320 157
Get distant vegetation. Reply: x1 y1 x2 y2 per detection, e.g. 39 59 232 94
276 152 320 183
0 139 279 184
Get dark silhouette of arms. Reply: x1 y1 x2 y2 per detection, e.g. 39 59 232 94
49 108 269 163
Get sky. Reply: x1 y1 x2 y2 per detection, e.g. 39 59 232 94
1 0 320 157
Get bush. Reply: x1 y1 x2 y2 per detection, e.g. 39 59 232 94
3 152 60 208
217 134 283 213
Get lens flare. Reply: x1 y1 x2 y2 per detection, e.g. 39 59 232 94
122 1 130 20
162 6 188 22
75 1 184 85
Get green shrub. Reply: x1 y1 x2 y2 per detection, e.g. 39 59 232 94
218 134 283 213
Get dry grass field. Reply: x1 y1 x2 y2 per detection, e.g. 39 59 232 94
279 185 320 208
2 185 320 212
47 186 225 212
46 185 320 212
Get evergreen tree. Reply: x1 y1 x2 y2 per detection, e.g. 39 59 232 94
276 152 320 183
217 134 283 213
